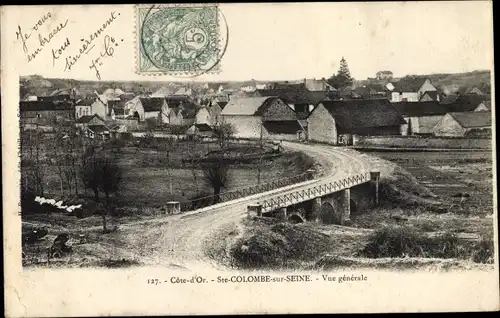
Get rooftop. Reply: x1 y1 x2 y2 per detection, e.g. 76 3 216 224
316 99 406 132
449 111 491 128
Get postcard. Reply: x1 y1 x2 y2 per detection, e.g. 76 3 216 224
2 2 499 316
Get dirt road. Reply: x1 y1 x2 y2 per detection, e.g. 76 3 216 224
118 142 370 269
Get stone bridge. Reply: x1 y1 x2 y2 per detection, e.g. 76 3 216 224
247 171 380 225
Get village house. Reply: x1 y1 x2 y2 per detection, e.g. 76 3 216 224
74 114 109 140
442 94 490 112
392 101 451 135
352 84 388 99
38 88 76 103
186 123 214 138
164 96 198 126
459 85 490 96
450 95 490 112
254 83 325 119
419 91 442 102
307 99 406 145
195 102 222 127
433 111 491 137
90 94 109 119
75 98 95 119
376 70 393 80
389 77 437 102
394 95 489 136
108 99 127 118
75 114 106 130
20 100 73 124
86 125 110 140
303 78 335 92
221 96 306 140
138 97 169 122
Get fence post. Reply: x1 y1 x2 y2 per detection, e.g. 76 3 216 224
247 204 262 218
166 201 181 214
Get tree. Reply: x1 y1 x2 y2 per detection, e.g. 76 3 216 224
100 157 122 208
328 57 354 90
213 122 236 149
81 154 122 232
160 137 177 194
184 137 201 194
81 154 102 203
202 161 229 204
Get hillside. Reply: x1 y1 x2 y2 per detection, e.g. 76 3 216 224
422 70 491 94
356 70 491 95
20 70 492 98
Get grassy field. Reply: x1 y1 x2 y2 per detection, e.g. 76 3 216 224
27 140 314 210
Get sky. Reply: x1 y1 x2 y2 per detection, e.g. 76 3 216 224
1 2 494 82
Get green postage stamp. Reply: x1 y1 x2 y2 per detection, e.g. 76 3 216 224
135 3 227 77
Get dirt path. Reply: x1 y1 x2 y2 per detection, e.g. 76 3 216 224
112 143 372 269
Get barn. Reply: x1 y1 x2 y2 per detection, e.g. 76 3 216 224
221 96 305 140
307 99 406 145
392 101 450 135
433 111 492 137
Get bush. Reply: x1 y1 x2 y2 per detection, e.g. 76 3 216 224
139 131 156 148
230 222 333 269
472 237 494 263
359 226 494 263
230 229 288 268
360 226 425 258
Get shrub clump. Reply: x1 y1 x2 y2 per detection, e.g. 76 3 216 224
359 225 494 263
230 222 332 269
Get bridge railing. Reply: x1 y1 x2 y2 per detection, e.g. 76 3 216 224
260 172 371 213
181 171 314 212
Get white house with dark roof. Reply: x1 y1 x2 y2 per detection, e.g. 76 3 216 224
221 96 305 140
389 78 437 102
75 98 95 119
376 70 393 80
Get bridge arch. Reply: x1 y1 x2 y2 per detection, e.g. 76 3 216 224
319 202 341 225
288 212 305 224
350 199 358 215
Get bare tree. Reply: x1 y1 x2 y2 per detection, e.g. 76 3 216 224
185 137 202 194
212 122 235 149
161 137 177 194
50 130 66 197
81 154 102 203
202 161 229 204
32 124 44 196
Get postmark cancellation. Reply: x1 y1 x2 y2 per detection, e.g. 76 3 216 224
135 3 226 77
